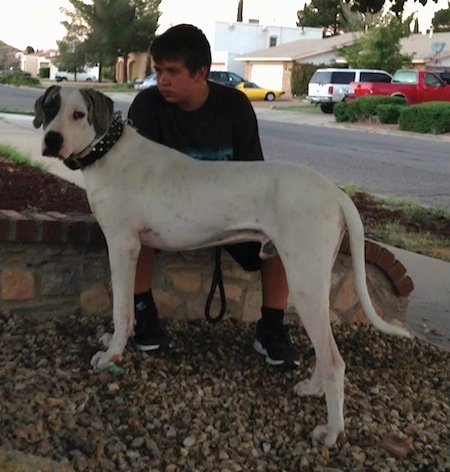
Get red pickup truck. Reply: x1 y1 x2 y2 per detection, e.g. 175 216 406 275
346 69 450 105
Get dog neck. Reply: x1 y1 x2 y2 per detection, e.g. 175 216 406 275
64 112 124 170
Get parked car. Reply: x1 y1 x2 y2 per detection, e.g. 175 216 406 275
55 70 98 82
235 81 284 101
346 69 450 105
208 70 245 87
307 68 392 113
7 67 31 77
134 74 157 90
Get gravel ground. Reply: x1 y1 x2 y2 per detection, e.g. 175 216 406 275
0 313 448 472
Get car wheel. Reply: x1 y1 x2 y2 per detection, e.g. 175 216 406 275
59 77 68 82
320 103 334 114
265 92 275 101
85 78 92 82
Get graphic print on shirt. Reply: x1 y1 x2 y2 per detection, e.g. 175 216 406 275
180 146 233 161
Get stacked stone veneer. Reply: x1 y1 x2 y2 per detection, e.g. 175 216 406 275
0 210 414 324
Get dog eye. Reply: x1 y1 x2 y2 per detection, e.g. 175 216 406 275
73 111 85 120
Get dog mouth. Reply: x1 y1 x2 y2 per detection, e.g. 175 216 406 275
42 147 64 159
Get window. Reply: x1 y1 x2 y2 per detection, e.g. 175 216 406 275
330 71 355 84
424 73 442 86
360 72 392 83
393 71 417 84
269 36 277 47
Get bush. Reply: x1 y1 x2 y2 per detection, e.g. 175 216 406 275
290 62 328 97
376 104 406 124
333 102 349 122
398 102 450 134
0 73 40 87
39 67 50 79
335 96 407 122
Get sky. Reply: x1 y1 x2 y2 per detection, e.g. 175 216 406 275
0 0 448 51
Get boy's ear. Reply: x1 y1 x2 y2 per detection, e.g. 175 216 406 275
198 65 209 80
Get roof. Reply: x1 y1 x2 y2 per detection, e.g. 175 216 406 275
236 32 360 62
236 31 450 65
400 32 450 64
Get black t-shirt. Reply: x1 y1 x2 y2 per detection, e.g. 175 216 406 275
127 81 264 162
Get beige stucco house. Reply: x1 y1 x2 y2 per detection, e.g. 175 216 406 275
236 31 450 98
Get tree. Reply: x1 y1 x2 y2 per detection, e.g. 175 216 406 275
237 0 244 22
58 0 161 82
297 0 342 36
336 16 413 73
339 2 386 32
298 0 438 34
432 4 450 32
350 0 437 14
57 5 91 78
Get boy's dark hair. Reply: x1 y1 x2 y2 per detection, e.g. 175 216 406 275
150 24 212 75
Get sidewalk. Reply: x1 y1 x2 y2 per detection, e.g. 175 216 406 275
1 110 449 352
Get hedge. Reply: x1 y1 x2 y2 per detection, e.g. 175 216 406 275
398 101 450 134
334 96 407 122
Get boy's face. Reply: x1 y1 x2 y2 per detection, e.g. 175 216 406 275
153 59 208 110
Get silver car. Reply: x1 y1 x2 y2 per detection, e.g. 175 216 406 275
134 74 157 90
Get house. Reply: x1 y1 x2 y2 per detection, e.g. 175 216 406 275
117 21 323 84
18 49 58 77
236 31 450 98
236 32 359 95
400 31 450 70
211 21 323 78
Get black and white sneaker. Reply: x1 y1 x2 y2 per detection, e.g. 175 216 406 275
254 319 300 366
132 300 170 352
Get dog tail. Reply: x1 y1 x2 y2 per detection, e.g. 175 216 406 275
341 193 411 338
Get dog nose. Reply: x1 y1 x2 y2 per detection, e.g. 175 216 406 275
44 131 63 151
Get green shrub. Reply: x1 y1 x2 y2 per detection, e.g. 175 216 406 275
39 67 50 79
335 95 407 122
376 104 406 123
333 102 350 122
398 102 450 134
102 68 115 81
0 73 40 87
290 62 328 97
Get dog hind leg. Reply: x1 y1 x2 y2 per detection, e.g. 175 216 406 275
282 250 346 448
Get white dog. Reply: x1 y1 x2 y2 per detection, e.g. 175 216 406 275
34 86 410 447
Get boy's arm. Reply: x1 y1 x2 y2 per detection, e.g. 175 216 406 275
231 94 264 162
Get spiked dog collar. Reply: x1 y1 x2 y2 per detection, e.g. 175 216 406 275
64 112 124 170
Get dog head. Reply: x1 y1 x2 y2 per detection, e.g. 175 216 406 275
33 86 114 160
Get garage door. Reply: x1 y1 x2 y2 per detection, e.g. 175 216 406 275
250 64 283 90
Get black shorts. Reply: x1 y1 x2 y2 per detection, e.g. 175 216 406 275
223 242 261 272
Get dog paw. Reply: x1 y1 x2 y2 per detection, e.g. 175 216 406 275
293 379 324 397
311 425 346 448
90 350 121 370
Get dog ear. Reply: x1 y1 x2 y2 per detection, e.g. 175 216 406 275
80 88 114 137
33 85 59 129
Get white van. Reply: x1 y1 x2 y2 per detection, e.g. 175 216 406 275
306 68 392 113
54 66 99 82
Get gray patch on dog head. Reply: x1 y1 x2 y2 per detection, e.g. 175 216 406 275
79 88 114 138
33 85 61 129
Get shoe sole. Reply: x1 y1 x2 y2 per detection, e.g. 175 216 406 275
132 339 162 352
253 340 286 366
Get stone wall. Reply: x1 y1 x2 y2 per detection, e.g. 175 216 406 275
0 210 414 325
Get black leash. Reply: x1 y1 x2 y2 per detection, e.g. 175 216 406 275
204 247 227 323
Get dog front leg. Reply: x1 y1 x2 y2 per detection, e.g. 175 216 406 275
91 234 141 369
